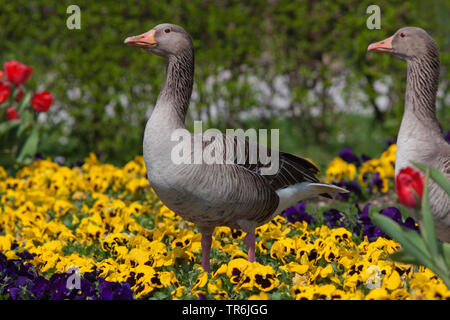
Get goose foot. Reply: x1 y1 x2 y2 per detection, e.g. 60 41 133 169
244 232 256 263
201 233 212 273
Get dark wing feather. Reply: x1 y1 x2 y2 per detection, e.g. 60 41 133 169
201 133 322 191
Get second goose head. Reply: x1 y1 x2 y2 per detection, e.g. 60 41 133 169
367 27 438 62
124 23 193 58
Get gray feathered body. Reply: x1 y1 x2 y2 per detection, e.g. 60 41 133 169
144 112 324 234
142 31 346 236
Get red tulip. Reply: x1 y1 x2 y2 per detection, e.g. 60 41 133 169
395 167 425 208
4 60 33 86
6 107 19 121
31 90 54 112
0 70 3 79
0 81 11 104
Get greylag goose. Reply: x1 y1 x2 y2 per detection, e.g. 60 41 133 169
368 27 450 242
125 23 348 272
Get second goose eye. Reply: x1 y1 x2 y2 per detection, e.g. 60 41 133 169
400 32 405 38
164 28 171 34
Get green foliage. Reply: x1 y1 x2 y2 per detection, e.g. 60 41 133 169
0 0 448 164
370 164 450 289
0 91 40 169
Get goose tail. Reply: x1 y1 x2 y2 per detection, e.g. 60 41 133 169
274 182 348 216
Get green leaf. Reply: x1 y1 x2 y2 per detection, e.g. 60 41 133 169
16 122 33 141
420 168 441 259
413 162 450 197
443 243 450 267
390 248 426 265
16 126 39 163
370 212 435 269
17 92 31 114
0 120 20 136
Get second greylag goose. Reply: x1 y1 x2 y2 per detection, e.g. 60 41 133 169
368 27 450 242
125 23 348 272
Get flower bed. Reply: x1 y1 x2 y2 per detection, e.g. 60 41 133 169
0 151 449 300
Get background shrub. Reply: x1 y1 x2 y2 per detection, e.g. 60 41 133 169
0 0 448 167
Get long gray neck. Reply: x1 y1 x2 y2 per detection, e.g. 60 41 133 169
154 48 194 129
405 49 440 129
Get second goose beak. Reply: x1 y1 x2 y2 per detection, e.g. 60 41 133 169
124 29 157 48
368 35 394 53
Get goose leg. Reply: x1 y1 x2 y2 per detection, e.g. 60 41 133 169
201 233 212 273
244 232 256 263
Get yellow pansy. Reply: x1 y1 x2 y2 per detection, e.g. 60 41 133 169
248 292 269 300
325 157 357 182
192 272 209 290
1 150 449 301
279 262 309 275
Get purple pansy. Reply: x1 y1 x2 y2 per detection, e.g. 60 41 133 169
339 147 361 167
323 208 345 227
444 131 450 145
385 137 397 147
354 203 420 241
284 202 315 224
361 154 372 163
369 171 384 194
380 207 402 222
0 252 133 300
333 181 362 200
354 202 386 240
98 279 133 300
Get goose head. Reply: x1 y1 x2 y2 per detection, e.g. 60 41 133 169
124 23 193 58
368 27 438 61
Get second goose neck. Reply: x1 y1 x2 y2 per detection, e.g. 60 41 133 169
405 53 440 125
155 50 194 129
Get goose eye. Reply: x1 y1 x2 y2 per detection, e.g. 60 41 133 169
164 28 171 34
400 32 405 38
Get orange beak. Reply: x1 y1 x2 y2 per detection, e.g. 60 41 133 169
124 29 157 48
367 35 394 53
